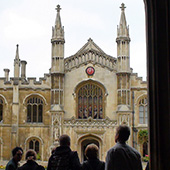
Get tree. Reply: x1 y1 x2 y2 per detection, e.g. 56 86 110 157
138 129 148 144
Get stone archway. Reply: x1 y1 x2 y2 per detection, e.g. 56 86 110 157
81 139 99 161
77 134 103 162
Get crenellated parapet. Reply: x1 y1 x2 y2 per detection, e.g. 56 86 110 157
0 74 51 89
131 72 147 88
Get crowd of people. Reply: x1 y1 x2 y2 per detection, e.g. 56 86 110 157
5 125 149 170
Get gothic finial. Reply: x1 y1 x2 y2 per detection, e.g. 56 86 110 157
88 38 93 42
15 44 19 59
56 5 61 13
120 3 126 11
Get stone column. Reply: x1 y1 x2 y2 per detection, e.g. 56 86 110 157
145 0 170 169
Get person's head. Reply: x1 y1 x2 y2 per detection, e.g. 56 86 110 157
115 125 130 143
25 149 37 161
85 143 99 160
59 134 70 146
12 147 23 162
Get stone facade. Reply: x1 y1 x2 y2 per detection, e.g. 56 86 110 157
0 4 147 162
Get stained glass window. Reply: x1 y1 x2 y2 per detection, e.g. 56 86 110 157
27 97 43 123
77 83 104 119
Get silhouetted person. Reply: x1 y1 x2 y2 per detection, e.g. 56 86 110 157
47 134 81 170
82 143 105 170
105 125 143 170
5 147 23 170
17 149 45 170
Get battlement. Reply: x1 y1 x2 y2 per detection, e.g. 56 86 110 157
0 73 51 89
131 72 147 88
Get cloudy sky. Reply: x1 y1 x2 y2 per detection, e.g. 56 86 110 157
0 0 146 80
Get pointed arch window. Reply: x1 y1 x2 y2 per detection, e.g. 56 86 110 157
29 139 40 154
0 99 3 122
27 97 43 123
139 97 148 124
77 82 105 119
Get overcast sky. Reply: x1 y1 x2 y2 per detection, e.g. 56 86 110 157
0 0 146 80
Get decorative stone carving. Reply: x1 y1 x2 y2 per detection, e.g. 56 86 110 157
64 116 116 128
52 112 63 144
118 113 131 126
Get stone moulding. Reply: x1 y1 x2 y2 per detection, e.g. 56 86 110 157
75 129 106 135
64 116 116 128
64 50 117 72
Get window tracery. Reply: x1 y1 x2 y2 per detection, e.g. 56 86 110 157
27 97 43 123
77 83 104 119
139 97 148 124
29 139 40 154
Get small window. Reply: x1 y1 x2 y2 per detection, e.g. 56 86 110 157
29 139 40 153
139 106 144 124
27 97 43 123
139 97 148 124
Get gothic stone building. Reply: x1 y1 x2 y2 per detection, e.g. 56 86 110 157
0 4 147 162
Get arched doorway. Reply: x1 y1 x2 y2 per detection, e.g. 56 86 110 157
77 134 102 162
81 139 99 161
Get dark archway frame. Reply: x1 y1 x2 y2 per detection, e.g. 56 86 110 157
144 0 170 169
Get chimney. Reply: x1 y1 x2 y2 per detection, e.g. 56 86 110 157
21 60 27 79
4 69 10 81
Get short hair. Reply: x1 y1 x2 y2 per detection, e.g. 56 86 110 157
85 143 99 159
25 149 37 160
12 147 23 157
59 134 70 146
116 125 130 142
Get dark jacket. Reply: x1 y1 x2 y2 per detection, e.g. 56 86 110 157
81 158 105 170
47 146 81 170
17 160 45 170
5 159 18 170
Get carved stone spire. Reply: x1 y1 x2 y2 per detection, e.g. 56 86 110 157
15 44 19 60
52 5 65 42
117 3 129 38
51 4 65 74
14 44 20 78
55 5 62 29
116 4 131 113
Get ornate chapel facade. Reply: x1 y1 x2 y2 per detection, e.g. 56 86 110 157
0 4 147 162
